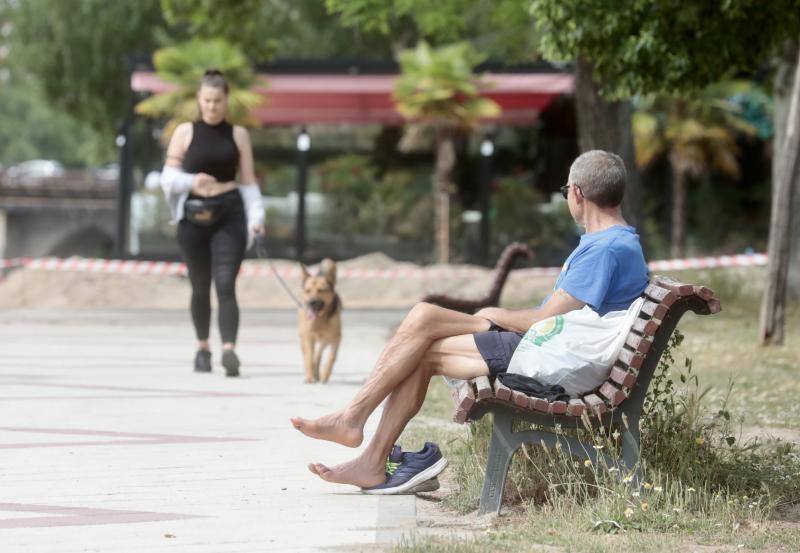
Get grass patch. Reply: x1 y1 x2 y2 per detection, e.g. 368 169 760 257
396 268 800 551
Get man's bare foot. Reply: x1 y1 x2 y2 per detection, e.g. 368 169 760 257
290 412 363 448
308 458 385 489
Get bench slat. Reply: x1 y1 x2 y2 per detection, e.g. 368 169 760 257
631 316 661 336
452 382 475 423
625 332 652 354
567 398 585 416
617 347 644 369
655 276 694 296
531 396 550 413
644 283 677 306
609 366 637 388
599 382 627 406
493 378 512 401
474 376 493 400
693 285 715 301
640 299 669 320
511 389 530 409
583 394 607 416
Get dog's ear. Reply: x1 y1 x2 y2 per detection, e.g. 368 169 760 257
319 258 337 287
300 264 311 282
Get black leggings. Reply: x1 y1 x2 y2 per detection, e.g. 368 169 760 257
177 192 247 344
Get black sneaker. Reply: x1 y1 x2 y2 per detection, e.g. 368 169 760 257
194 350 212 373
222 349 240 377
362 442 447 495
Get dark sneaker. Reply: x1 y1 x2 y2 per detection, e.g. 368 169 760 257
222 349 240 377
194 350 212 373
362 442 447 495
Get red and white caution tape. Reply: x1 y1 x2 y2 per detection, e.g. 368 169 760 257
0 257 30 270
0 252 769 280
646 253 767 271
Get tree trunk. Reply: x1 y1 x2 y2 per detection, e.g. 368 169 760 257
434 130 457 264
669 161 687 259
760 42 800 345
773 41 800 298
574 57 644 239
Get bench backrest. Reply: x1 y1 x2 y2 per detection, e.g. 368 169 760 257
453 275 721 423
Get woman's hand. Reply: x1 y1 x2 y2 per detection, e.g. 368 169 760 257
192 176 238 197
207 181 237 196
191 173 217 197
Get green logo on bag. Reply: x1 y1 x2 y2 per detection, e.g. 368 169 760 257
524 315 565 347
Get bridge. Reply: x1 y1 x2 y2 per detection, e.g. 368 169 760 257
0 173 117 259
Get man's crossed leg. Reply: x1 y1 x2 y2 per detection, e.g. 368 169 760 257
290 303 493 489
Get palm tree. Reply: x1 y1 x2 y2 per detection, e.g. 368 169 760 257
135 39 264 141
633 82 758 258
394 41 501 264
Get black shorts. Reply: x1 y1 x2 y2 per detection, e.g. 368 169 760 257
473 323 524 378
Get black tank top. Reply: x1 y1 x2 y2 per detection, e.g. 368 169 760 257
183 120 240 182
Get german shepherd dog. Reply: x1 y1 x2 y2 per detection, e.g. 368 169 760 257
299 259 341 383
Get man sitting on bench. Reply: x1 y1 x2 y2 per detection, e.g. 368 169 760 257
291 150 649 493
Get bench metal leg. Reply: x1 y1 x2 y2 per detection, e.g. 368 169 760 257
620 419 644 486
478 409 516 516
477 408 642 515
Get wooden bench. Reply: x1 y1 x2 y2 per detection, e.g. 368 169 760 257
422 242 534 314
449 275 721 515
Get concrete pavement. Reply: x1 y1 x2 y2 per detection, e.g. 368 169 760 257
0 308 417 552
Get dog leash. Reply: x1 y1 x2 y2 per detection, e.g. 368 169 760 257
254 235 303 309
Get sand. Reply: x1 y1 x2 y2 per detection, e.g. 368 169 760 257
0 252 554 310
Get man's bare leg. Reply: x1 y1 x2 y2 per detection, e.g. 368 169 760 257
308 334 489 487
291 304 489 447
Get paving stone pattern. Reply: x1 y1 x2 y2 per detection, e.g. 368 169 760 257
0 309 416 552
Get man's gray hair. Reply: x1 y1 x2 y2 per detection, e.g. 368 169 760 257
568 150 627 207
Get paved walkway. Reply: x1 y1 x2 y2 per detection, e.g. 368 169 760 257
0 308 416 552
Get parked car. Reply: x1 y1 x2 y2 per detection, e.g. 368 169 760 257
6 159 66 182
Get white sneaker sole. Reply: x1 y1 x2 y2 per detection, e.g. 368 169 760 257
362 457 448 495
405 476 440 494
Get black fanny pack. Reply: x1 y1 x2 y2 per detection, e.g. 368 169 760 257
184 196 233 226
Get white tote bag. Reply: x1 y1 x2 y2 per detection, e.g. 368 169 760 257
506 297 644 396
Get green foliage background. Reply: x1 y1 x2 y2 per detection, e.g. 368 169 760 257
530 0 800 98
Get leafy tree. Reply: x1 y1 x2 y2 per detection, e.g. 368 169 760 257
164 0 538 61
161 0 396 61
325 0 538 59
633 83 759 258
394 41 500 263
2 0 165 145
531 0 800 100
0 75 97 167
134 39 263 140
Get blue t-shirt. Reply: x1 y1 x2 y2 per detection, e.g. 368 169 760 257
552 225 649 316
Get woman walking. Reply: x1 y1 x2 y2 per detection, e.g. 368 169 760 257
160 69 264 377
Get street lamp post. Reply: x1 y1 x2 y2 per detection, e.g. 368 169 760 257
296 127 311 262
479 136 494 265
115 121 132 258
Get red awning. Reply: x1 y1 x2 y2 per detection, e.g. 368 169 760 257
130 72 574 125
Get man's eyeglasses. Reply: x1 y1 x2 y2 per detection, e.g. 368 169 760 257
560 184 580 200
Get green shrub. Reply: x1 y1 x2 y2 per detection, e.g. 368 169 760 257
491 174 579 266
317 154 436 242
